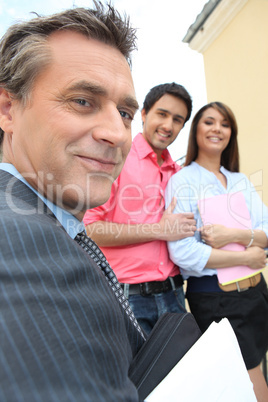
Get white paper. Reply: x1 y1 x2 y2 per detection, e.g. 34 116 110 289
145 318 256 402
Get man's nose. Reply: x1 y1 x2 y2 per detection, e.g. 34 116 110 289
91 105 129 147
162 116 173 132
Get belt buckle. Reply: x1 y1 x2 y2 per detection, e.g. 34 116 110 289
140 282 152 296
235 281 249 292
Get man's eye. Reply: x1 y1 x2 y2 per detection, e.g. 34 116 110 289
73 99 90 107
119 110 133 121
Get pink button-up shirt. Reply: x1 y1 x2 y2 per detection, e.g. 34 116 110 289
83 133 181 283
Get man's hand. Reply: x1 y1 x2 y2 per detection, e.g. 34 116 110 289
159 197 196 241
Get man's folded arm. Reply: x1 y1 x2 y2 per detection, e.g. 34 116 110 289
86 201 196 247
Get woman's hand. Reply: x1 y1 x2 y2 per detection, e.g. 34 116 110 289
200 224 232 248
244 246 267 269
201 224 268 250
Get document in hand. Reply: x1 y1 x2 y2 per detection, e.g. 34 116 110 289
145 318 256 402
198 192 264 285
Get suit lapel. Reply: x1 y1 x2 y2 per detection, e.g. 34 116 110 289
0 169 56 220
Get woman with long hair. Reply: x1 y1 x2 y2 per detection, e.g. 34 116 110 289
166 102 268 401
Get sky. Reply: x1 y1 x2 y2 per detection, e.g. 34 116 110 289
0 0 208 161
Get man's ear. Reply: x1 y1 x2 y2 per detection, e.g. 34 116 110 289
0 88 14 134
141 108 147 125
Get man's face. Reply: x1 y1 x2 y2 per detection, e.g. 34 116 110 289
5 31 138 219
141 93 188 156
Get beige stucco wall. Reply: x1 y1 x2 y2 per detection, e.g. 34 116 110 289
203 0 268 207
201 0 268 282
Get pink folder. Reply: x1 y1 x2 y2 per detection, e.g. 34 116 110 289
198 192 264 285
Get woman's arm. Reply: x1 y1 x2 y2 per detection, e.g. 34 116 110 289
166 168 268 276
200 176 268 249
200 225 268 249
205 245 267 270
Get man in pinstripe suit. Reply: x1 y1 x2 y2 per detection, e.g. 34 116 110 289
0 3 146 400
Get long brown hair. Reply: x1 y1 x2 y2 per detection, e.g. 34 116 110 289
185 101 239 172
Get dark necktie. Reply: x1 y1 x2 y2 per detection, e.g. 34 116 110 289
75 231 145 338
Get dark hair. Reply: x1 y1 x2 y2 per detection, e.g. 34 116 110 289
185 101 239 172
0 1 137 146
142 82 192 123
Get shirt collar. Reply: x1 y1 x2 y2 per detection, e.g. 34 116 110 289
133 133 176 168
0 163 85 239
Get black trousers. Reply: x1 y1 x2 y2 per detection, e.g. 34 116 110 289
187 275 268 370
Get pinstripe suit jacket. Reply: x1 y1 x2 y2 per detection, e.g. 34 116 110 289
0 170 144 401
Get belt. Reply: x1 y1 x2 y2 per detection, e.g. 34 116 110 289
121 274 184 296
218 273 261 292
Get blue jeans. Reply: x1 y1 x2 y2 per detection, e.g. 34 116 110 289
127 286 186 336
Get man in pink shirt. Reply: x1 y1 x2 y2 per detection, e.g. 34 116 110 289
84 83 196 334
